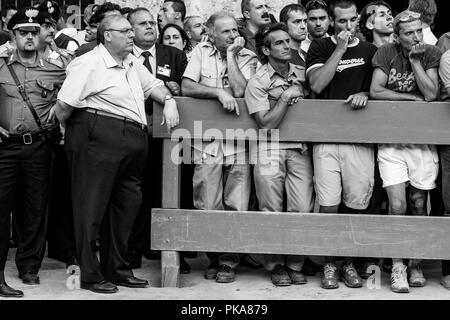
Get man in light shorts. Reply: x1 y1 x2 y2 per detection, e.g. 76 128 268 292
370 10 441 293
306 0 378 289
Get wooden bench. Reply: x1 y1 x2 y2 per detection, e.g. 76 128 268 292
152 97 450 288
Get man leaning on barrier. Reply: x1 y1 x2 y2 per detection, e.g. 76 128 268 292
0 8 68 298
181 11 258 284
245 23 314 287
306 0 378 290
370 10 441 293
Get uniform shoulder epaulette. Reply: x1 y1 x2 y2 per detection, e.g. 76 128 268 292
45 50 66 69
0 42 14 58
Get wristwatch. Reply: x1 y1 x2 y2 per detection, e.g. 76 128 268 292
165 95 174 101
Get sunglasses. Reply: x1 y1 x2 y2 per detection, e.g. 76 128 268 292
397 11 421 22
305 0 328 10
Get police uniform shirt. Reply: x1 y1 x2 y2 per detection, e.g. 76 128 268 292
245 62 308 157
183 41 258 157
58 43 165 126
0 49 67 134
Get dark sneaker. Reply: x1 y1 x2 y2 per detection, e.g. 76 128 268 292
204 261 219 280
340 263 362 288
270 264 292 286
286 267 307 285
321 264 339 289
440 275 450 290
408 264 426 287
216 265 235 283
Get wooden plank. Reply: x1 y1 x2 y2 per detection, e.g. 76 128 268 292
151 209 450 260
154 98 450 145
161 251 180 288
161 140 180 209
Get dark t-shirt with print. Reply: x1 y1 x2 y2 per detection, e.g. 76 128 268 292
306 37 378 99
371 42 442 95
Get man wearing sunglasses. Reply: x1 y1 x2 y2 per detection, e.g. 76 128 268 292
0 8 68 297
370 10 441 293
306 0 378 290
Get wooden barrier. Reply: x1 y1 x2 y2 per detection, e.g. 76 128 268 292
152 97 450 287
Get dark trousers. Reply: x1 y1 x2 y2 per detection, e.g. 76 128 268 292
440 146 450 275
128 138 162 259
0 138 52 274
47 144 76 264
65 111 148 283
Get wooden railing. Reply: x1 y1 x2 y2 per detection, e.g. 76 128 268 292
151 97 450 287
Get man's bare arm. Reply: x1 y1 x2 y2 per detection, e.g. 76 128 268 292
226 37 249 98
370 68 424 101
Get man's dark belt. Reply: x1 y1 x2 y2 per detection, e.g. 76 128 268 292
84 108 148 132
1 130 52 145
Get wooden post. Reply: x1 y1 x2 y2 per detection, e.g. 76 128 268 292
160 139 181 287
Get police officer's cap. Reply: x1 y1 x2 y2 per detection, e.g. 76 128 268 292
7 7 45 31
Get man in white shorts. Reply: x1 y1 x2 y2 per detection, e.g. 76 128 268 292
370 10 441 293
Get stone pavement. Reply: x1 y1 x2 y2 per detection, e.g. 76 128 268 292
2 249 450 300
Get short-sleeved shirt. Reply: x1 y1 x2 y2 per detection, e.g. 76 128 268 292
0 49 67 134
440 50 450 101
306 37 378 99
58 44 165 126
372 43 441 95
183 41 258 157
245 62 307 154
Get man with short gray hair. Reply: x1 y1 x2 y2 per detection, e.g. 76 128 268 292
55 15 180 294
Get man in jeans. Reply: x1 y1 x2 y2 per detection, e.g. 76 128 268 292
245 23 314 286
181 11 258 283
370 10 441 293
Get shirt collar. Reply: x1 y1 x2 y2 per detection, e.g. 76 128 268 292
266 62 299 79
8 49 45 67
133 44 156 58
98 43 133 69
330 35 360 47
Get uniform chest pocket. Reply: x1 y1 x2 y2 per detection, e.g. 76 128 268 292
0 80 19 97
35 79 56 99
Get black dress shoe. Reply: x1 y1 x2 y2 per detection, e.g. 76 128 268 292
113 276 148 288
143 250 161 260
19 273 40 285
180 256 191 274
80 280 118 294
0 282 24 298
240 254 263 269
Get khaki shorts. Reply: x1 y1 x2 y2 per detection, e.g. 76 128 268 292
313 143 374 210
378 144 439 190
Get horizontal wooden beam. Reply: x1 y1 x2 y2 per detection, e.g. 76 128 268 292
153 98 450 144
151 209 450 260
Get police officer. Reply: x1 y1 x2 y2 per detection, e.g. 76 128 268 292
0 8 67 298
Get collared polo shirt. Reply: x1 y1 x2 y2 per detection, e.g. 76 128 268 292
245 62 308 155
58 44 164 125
0 49 67 134
183 41 258 157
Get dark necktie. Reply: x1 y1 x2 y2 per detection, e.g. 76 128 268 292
141 51 152 74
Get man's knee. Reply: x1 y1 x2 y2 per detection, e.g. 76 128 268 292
389 198 407 215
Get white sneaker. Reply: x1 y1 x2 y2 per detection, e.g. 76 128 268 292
390 264 409 293
408 264 426 287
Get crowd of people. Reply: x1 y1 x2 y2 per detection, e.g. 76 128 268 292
0 0 449 298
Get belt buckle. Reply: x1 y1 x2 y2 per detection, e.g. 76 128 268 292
23 133 32 145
